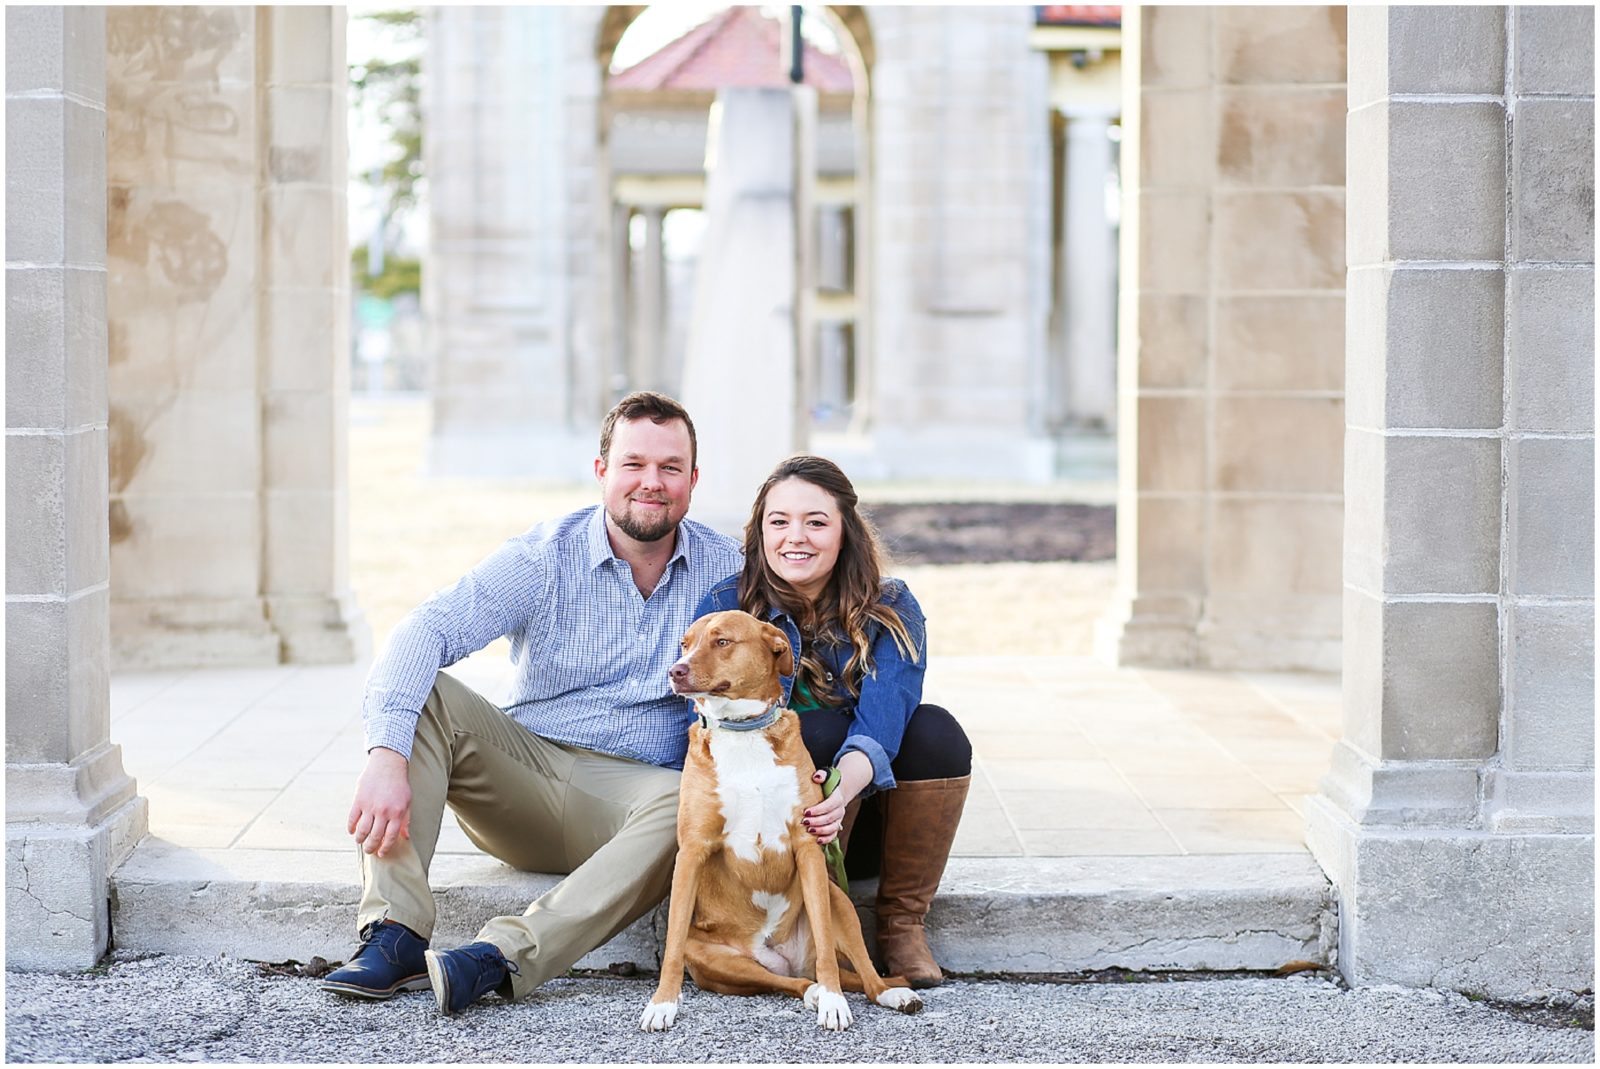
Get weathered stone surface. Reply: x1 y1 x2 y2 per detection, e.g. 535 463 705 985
1217 88 1344 188
1306 802 1594 1000
1343 104 1389 267
1344 6 1388 111
1215 295 1342 392
1511 437 1596 596
1338 590 1383 756
1140 6 1212 89
1140 89 1212 189
1387 102 1505 261
1136 396 1205 493
111 845 1336 975
1215 191 1344 291
1387 5 1506 95
109 390 260 495
1136 294 1207 389
1510 267 1596 433
1133 497 1205 592
1213 397 1343 494
5 267 106 432
1138 191 1211 293
110 495 263 599
1383 268 1502 429
1209 500 1342 597
1510 98 1596 264
1515 5 1595 95
6 94 106 266
1380 601 1500 760
1342 267 1386 430
1215 6 1346 86
1507 602 1596 770
1342 427 1383 594
1382 435 1501 594
6 434 68 597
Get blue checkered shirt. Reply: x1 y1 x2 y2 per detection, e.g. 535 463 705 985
361 505 744 768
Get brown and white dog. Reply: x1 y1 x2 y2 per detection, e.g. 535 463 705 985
639 610 922 1032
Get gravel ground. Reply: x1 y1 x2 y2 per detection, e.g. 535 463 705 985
6 955 1592 1063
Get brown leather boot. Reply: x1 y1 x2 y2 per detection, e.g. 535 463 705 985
874 775 970 989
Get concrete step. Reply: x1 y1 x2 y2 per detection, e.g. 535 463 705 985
110 842 1336 975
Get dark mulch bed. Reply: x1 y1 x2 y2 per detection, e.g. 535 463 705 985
862 502 1116 566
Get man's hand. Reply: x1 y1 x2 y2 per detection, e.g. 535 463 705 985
349 747 412 858
802 751 873 846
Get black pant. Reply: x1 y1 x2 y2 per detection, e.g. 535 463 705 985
799 704 971 880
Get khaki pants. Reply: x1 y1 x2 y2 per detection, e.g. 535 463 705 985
356 671 681 1000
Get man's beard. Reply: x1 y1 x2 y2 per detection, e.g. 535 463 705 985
610 498 676 543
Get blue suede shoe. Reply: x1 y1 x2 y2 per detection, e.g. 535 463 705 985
424 941 514 1015
320 920 430 1000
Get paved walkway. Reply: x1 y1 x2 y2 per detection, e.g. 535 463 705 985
110 650 1340 865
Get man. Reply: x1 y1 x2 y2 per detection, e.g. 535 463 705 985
321 392 743 1015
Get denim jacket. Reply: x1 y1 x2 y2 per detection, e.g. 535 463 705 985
693 574 928 794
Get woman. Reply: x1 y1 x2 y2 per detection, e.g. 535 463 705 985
693 455 972 988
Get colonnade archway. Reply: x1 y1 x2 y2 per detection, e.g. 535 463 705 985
4 5 1590 1000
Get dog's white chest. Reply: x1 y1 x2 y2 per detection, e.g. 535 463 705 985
708 732 801 863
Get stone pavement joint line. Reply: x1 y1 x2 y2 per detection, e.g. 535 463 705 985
108 651 1342 972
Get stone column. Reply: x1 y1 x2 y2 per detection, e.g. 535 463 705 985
425 6 607 478
835 7 1055 480
1060 110 1117 429
259 7 368 663
106 7 277 667
1306 6 1594 997
106 6 364 668
6 5 148 969
679 88 808 535
629 206 665 393
1097 7 1346 672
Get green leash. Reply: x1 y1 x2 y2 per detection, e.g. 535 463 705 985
819 766 849 894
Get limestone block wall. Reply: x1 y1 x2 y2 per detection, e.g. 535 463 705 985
106 6 364 668
1101 6 1347 672
425 6 608 479
1307 5 1594 997
836 6 1056 480
6 4 147 969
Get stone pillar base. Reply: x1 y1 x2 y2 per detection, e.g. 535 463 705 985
1094 592 1201 667
1097 594 1341 672
112 595 370 669
111 598 281 670
7 746 148 971
1306 791 1594 1000
1194 625 1342 674
266 594 371 665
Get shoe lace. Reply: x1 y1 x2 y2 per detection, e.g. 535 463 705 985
353 922 402 958
464 943 518 977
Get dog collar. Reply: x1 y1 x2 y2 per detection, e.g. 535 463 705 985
698 701 782 732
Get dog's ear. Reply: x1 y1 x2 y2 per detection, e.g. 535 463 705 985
763 623 795 677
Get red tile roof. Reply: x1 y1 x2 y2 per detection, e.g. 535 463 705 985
609 6 854 93
1036 6 1122 27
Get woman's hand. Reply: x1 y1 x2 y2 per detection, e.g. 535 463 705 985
803 751 874 846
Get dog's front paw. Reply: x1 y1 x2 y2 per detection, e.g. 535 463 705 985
876 986 923 1014
639 1000 678 1032
805 985 852 1031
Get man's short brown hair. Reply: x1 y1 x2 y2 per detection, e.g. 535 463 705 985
599 391 698 470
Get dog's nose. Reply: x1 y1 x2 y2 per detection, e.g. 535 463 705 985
669 662 689 682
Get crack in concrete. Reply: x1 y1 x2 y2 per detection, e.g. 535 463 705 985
18 855 91 925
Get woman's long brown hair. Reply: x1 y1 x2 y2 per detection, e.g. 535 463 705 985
737 455 918 707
